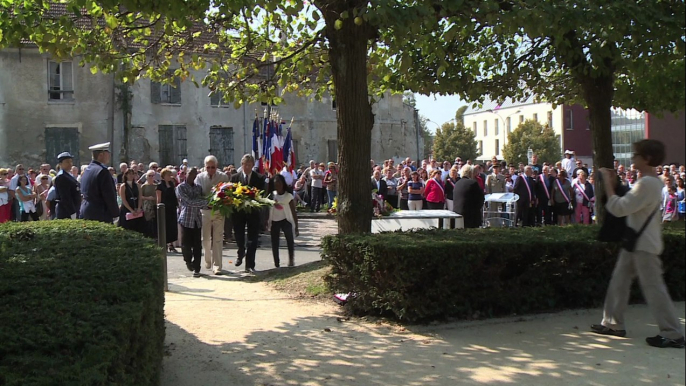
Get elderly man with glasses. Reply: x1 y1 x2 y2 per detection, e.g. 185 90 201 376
195 155 230 275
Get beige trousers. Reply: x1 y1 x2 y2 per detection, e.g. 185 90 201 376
601 249 684 339
201 209 225 271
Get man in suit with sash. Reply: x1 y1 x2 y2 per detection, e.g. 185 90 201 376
514 165 537 227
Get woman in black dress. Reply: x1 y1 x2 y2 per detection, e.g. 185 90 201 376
157 168 179 252
118 169 143 232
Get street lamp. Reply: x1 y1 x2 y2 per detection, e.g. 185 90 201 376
527 147 534 165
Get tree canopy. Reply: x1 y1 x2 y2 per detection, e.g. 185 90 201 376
502 120 561 167
432 120 478 163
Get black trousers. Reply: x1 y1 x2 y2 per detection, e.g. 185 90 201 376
399 198 409 210
270 219 294 267
517 204 536 227
181 225 202 272
385 195 398 209
311 187 323 211
427 201 444 209
537 203 552 226
20 211 39 222
233 211 260 269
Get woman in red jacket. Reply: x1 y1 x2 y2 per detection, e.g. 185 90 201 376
423 169 446 209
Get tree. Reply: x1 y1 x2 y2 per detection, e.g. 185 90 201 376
2 0 497 234
385 1 684 222
419 116 433 160
455 105 468 124
432 120 478 163
502 120 561 166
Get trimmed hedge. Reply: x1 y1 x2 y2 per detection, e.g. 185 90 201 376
0 221 165 386
322 223 685 323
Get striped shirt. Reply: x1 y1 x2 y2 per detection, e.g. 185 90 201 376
176 182 207 228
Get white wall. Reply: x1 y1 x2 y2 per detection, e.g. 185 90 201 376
463 102 564 162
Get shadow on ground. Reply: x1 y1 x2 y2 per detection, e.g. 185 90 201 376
162 304 685 386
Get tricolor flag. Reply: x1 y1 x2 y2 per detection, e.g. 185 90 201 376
270 122 284 175
260 117 270 174
283 125 296 172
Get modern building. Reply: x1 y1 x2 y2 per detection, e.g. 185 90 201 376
463 97 685 167
0 47 421 168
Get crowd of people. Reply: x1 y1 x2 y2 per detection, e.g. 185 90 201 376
1 146 685 271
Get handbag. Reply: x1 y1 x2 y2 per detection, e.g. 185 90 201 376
125 211 143 220
597 173 631 242
622 207 658 252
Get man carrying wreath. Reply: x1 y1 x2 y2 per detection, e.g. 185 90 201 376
230 154 266 273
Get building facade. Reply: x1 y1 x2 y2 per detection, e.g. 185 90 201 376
463 97 684 168
0 48 421 168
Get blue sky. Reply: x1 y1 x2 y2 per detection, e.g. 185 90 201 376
415 94 469 133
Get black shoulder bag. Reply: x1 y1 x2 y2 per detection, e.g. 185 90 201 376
622 207 659 253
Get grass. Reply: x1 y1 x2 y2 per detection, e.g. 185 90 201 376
246 260 332 300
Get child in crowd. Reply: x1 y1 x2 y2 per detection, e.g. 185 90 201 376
662 186 677 223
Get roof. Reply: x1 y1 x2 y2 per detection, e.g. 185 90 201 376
463 95 539 116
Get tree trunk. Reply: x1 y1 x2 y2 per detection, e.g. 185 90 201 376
581 73 614 223
322 2 375 234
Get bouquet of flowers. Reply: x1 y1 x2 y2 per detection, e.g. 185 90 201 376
208 182 274 217
372 190 397 218
327 196 338 216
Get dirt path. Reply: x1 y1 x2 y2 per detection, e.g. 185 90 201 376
162 273 685 386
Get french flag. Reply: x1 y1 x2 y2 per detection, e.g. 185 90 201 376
270 121 284 175
283 125 295 172
251 117 259 164
260 117 270 174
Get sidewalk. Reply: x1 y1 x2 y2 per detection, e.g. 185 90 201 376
161 219 685 386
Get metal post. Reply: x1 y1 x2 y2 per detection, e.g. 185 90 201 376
157 203 168 292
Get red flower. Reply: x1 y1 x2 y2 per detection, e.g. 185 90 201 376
218 192 226 198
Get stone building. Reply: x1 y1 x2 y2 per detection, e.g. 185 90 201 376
0 47 421 168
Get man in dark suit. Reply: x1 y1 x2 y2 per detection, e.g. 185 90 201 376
514 165 537 227
230 154 265 273
534 165 553 226
53 152 81 219
79 142 119 223
371 169 387 197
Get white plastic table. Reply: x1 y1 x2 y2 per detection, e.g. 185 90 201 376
371 210 464 233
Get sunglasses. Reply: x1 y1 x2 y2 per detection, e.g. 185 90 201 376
206 166 217 169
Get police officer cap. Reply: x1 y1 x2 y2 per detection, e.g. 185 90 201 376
88 142 111 151
57 152 74 161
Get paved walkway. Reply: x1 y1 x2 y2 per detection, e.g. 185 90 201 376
161 219 685 386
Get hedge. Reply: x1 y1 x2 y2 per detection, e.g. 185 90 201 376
0 221 165 386
322 223 685 323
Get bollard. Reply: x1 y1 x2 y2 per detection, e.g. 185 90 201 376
157 203 168 292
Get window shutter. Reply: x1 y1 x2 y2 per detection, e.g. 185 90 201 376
170 77 181 104
151 81 161 104
175 125 188 161
62 62 73 100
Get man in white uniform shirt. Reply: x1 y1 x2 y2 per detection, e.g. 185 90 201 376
561 150 576 177
195 155 230 275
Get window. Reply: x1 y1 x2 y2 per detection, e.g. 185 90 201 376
483 120 488 136
332 99 337 111
519 115 524 123
210 91 227 107
478 140 483 156
547 111 553 129
473 121 477 133
506 117 512 133
533 113 538 122
151 77 181 104
48 61 74 101
494 119 499 136
565 109 573 130
495 139 500 156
